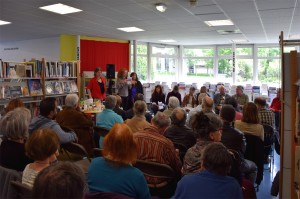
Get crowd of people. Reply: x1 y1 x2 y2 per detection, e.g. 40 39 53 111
0 68 282 198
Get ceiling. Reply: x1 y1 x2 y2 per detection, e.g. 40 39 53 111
0 0 299 45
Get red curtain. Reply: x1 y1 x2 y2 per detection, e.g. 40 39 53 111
80 40 129 73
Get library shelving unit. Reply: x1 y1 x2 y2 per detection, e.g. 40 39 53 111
0 59 80 115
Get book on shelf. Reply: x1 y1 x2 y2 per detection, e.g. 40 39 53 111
70 80 78 92
28 79 43 96
45 81 54 95
15 64 26 77
9 86 23 98
53 81 63 94
45 61 77 78
62 81 72 93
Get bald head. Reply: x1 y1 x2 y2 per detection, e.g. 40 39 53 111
202 96 214 113
170 107 187 126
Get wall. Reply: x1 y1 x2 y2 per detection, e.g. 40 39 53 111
0 37 60 62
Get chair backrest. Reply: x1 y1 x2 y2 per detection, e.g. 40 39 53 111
0 166 22 199
93 126 110 148
133 160 175 180
93 148 104 157
244 133 264 185
228 149 242 185
262 124 275 147
10 181 32 199
61 142 91 162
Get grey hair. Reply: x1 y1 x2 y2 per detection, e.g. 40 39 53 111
202 96 214 113
152 112 171 129
65 94 79 107
133 100 147 116
105 95 117 109
170 107 186 126
0 107 31 139
168 96 180 109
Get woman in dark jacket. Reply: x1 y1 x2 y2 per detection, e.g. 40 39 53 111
151 85 165 104
128 72 143 109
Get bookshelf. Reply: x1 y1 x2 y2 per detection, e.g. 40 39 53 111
0 59 80 115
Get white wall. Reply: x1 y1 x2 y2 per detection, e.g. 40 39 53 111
0 37 60 62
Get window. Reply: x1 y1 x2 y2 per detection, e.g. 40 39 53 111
183 48 214 57
236 59 253 83
258 47 280 57
136 44 148 82
218 47 232 56
236 47 252 56
258 59 280 84
217 58 233 83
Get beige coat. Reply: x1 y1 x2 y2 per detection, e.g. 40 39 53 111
125 116 150 133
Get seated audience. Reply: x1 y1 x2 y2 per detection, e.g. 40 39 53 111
22 129 60 187
164 108 196 158
182 112 222 175
151 85 166 105
166 85 182 106
213 85 231 114
113 95 127 120
163 96 180 117
195 86 209 105
220 105 257 184
29 97 77 144
233 85 249 107
186 93 206 126
88 124 151 199
174 143 243 199
125 100 150 133
182 87 196 108
201 96 214 114
270 88 281 131
32 161 85 199
134 112 182 196
224 97 243 120
126 93 152 122
235 102 264 141
56 94 94 156
0 107 32 171
96 95 123 130
254 97 275 128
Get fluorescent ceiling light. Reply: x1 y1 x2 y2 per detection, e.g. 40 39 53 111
204 19 234 26
155 3 167 12
289 34 300 39
159 39 176 43
40 3 82 15
117 27 144 32
217 29 241 35
0 20 11 25
231 39 248 43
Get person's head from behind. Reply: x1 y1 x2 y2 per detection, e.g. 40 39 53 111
65 94 79 108
154 85 163 95
224 97 239 111
201 142 232 176
94 67 102 79
117 68 128 79
242 102 259 124
26 129 60 163
103 124 137 166
0 107 31 141
254 97 267 109
202 96 214 113
39 97 57 119
168 96 180 109
189 87 195 95
151 112 171 132
115 95 122 107
220 105 236 123
32 161 85 199
236 85 244 96
6 98 24 113
134 93 144 102
170 108 186 127
130 72 138 81
219 85 225 95
133 100 147 117
191 112 223 142
105 95 117 110
173 85 179 93
200 86 207 93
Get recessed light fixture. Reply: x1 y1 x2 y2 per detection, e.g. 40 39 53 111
231 39 248 43
159 39 176 43
155 3 167 12
217 29 241 35
117 27 144 32
289 34 300 39
40 3 82 15
0 20 11 25
204 19 234 27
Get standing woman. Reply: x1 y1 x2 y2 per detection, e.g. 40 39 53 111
87 67 106 100
128 72 143 109
116 68 131 111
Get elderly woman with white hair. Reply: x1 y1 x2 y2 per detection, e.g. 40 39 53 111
163 96 180 117
56 94 94 156
0 107 32 171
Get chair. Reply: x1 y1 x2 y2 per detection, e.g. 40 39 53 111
173 142 187 161
244 133 264 191
0 166 22 199
133 160 177 198
93 126 110 148
93 148 104 157
228 149 242 186
9 181 32 199
60 142 91 174
263 124 275 172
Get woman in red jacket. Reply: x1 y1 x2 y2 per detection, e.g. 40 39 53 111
87 67 107 100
